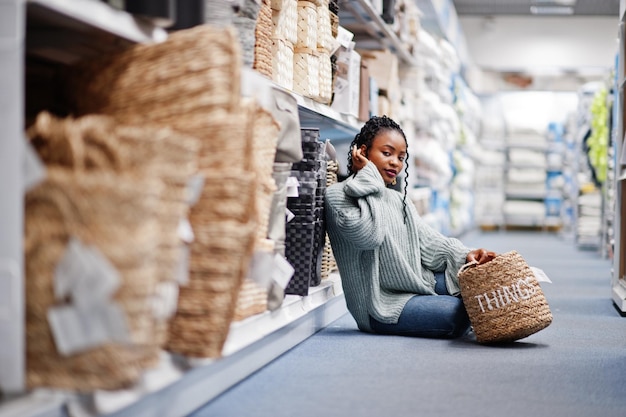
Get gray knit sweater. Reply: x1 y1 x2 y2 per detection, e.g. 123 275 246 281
324 162 471 332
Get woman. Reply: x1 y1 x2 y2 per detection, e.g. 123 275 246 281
325 115 495 338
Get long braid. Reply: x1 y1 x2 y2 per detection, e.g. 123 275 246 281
348 115 410 224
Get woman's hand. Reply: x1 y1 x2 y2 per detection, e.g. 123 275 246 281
351 145 368 172
466 249 497 265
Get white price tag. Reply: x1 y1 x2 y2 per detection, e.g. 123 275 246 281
246 250 275 287
286 176 300 197
54 238 120 308
23 139 47 193
531 266 553 284
151 281 179 320
47 303 130 356
175 244 190 286
186 174 205 207
272 254 295 290
177 218 195 243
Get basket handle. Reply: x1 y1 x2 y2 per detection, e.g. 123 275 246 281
458 260 479 275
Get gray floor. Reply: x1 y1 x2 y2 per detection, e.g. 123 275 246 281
190 230 626 417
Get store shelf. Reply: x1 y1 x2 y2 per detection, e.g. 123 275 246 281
338 0 417 66
0 276 347 417
241 68 361 142
26 0 167 65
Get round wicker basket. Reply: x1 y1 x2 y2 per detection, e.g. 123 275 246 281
458 250 553 343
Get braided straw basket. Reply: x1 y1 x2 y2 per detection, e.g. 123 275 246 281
293 49 320 99
254 0 274 78
457 250 553 343
68 24 241 122
25 168 164 391
271 37 295 90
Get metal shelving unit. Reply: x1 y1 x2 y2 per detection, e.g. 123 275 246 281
612 1 626 313
1 1 356 415
0 0 25 396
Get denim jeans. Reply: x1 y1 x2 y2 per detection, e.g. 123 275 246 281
369 272 471 338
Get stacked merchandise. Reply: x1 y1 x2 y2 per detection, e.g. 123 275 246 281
285 128 328 296
66 25 278 359
503 128 548 227
473 95 507 229
545 122 567 228
449 76 481 235
574 82 608 247
24 112 199 390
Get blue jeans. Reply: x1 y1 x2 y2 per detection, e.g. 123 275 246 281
369 272 471 338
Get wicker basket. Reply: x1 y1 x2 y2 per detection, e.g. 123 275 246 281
167 220 256 358
271 38 295 90
272 0 298 45
296 1 318 50
317 49 332 104
68 25 241 122
457 250 553 343
316 1 332 52
293 49 320 99
24 168 164 391
254 0 274 78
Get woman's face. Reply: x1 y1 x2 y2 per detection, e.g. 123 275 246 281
360 129 406 186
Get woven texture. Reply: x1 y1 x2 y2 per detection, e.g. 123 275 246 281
321 160 339 279
296 1 318 50
254 0 274 78
68 25 241 122
316 1 333 52
24 112 202 390
272 0 298 45
233 239 274 321
317 49 332 104
24 168 163 391
285 129 328 295
458 251 553 343
293 50 320 99
271 38 295 91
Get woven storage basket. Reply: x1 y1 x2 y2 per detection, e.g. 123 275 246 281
254 0 274 78
24 169 164 391
296 1 318 50
330 11 338 38
271 38 295 90
167 220 256 358
316 1 332 52
68 25 241 122
317 49 333 104
293 49 320 99
233 239 274 321
27 111 200 287
457 250 553 343
272 0 298 45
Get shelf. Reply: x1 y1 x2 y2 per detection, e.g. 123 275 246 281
338 0 417 66
26 0 167 65
0 276 348 417
241 68 361 142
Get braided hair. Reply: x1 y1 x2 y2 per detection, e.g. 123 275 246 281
347 115 410 224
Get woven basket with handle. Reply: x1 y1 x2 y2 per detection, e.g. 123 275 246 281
457 250 553 343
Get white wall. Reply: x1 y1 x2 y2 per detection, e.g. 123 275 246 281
459 16 619 74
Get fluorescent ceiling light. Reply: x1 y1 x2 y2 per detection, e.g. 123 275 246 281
530 6 575 15
532 0 576 5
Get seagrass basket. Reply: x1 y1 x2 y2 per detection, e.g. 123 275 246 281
293 49 320 99
167 220 257 358
24 168 164 391
254 0 274 78
457 250 553 343
67 24 241 122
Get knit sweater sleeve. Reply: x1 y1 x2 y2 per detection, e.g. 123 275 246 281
325 162 386 250
415 217 471 295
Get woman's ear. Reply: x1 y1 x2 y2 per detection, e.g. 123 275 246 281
359 144 369 159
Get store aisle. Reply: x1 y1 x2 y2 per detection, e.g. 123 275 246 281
190 230 626 417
